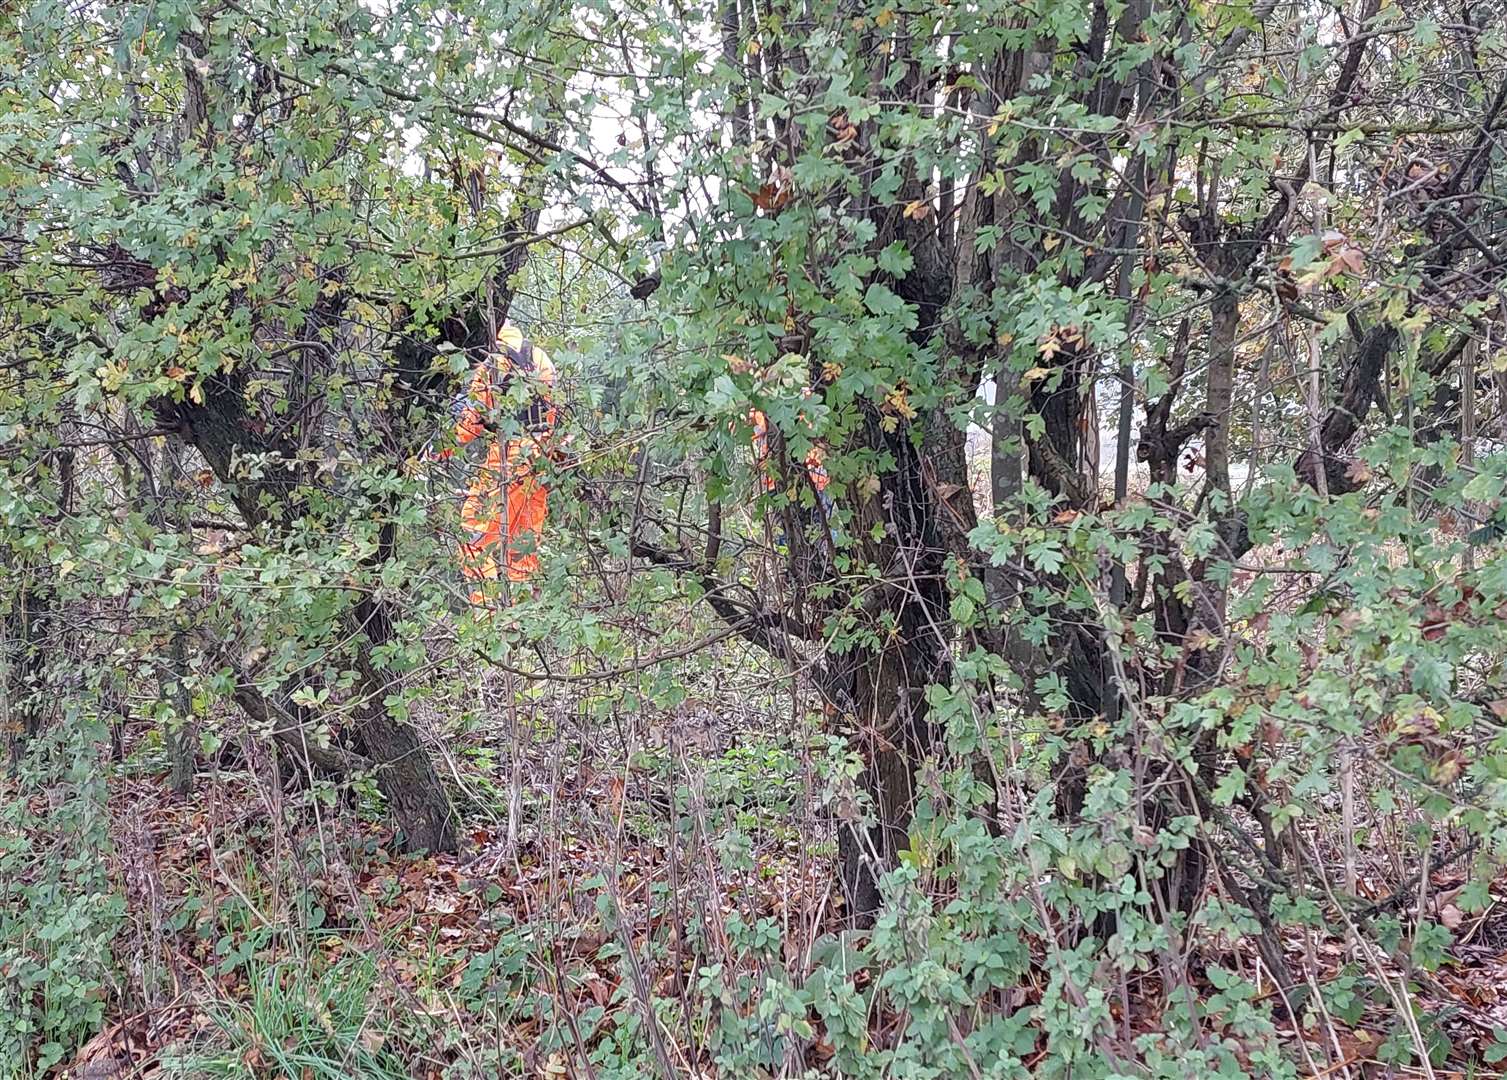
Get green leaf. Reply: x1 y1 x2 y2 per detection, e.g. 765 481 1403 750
877 241 914 277
863 282 907 319
1211 768 1247 806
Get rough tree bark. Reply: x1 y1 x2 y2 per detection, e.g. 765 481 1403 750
5 434 73 762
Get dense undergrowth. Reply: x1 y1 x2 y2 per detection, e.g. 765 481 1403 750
8 0 1507 1075
8 646 1507 1078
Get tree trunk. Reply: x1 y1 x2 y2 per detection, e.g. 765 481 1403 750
352 694 457 853
351 523 458 854
168 384 458 853
838 647 928 920
833 414 954 921
990 371 1022 516
5 578 52 763
6 441 73 762
1205 291 1239 498
155 438 197 797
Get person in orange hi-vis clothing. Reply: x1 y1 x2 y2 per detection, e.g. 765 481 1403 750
749 407 830 495
436 325 557 606
748 408 835 550
750 408 778 493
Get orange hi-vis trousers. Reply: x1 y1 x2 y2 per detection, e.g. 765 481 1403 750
458 442 549 599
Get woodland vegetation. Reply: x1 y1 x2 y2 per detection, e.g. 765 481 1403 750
5 0 1507 1075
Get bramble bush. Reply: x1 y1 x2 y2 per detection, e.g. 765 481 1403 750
1 717 122 1078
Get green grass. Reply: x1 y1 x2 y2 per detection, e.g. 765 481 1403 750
161 954 411 1080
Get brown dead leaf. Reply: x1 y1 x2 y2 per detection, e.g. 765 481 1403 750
69 1026 133 1080
243 1042 268 1074
829 113 859 144
1187 628 1220 651
1421 607 1449 641
750 164 793 213
1432 749 1469 784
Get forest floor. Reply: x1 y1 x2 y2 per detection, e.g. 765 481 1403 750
43 695 1507 1080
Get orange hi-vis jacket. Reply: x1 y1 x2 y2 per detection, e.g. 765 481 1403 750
749 407 829 494
444 326 557 600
